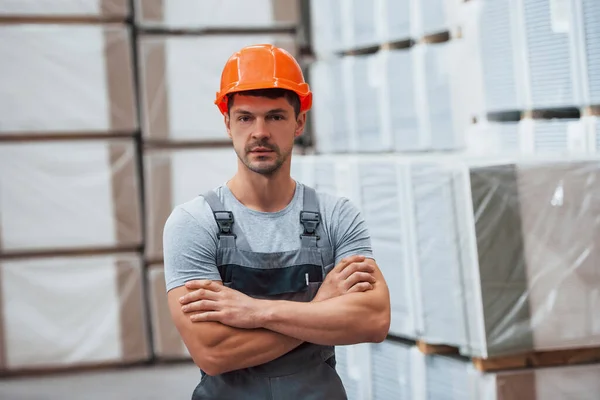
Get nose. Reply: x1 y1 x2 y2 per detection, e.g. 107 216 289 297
251 117 270 140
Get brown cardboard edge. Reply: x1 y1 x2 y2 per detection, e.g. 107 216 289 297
145 149 172 261
104 25 138 132
139 0 164 23
273 0 299 25
116 254 150 362
495 370 537 400
109 139 143 247
149 264 188 359
100 0 129 18
139 37 170 140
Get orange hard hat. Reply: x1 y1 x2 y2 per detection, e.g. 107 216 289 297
214 44 312 114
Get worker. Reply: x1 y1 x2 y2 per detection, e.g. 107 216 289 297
163 43 391 399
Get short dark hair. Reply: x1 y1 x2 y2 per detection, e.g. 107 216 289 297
226 88 301 118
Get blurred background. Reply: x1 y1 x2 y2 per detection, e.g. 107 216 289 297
1 0 600 399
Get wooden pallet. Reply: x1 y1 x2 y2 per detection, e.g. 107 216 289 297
415 340 600 373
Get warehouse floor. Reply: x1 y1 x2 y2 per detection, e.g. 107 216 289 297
0 362 201 400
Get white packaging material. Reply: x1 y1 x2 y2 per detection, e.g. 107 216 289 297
0 0 128 18
464 121 521 156
135 0 298 29
148 264 191 360
309 0 343 57
0 24 137 136
350 52 392 152
335 343 372 400
357 157 418 338
144 146 239 261
0 253 149 373
576 0 600 106
411 0 460 38
0 139 142 255
138 34 298 143
380 0 412 43
370 340 414 400
310 57 353 153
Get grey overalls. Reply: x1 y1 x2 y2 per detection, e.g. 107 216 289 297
192 185 348 400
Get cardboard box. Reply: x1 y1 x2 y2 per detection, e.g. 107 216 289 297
138 34 298 143
0 0 129 19
0 24 137 136
144 146 238 261
0 138 142 255
135 0 299 29
0 252 149 373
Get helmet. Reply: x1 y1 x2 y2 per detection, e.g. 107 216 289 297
214 44 312 114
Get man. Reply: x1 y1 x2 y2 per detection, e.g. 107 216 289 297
163 44 391 399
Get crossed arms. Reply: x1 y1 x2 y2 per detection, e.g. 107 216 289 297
167 255 391 376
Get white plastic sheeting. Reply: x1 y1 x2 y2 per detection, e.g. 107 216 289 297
144 146 239 261
335 343 372 400
0 139 142 255
138 34 297 143
135 0 298 29
0 253 150 373
148 264 191 360
0 24 137 135
0 0 129 18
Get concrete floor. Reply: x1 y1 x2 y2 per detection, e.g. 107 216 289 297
0 362 201 400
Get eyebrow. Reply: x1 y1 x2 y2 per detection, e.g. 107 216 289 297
233 108 289 116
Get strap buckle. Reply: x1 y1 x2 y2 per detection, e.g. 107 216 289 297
214 211 236 238
300 211 321 239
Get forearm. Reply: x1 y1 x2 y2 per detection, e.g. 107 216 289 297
259 289 390 346
196 322 303 375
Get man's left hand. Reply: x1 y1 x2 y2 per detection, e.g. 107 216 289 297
179 280 263 329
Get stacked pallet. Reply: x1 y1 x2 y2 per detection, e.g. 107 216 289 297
137 0 303 360
0 1 150 374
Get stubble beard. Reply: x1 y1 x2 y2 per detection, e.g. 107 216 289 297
238 144 291 176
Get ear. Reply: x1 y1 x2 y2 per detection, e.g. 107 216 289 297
224 112 232 139
294 112 307 138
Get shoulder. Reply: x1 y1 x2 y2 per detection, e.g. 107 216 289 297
311 187 362 224
163 189 223 241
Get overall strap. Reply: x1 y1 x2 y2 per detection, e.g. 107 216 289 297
202 190 249 250
300 185 321 248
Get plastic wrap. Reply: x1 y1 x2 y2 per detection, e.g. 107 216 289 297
143 146 238 261
411 0 459 39
408 161 468 347
138 33 297 143
356 157 418 338
148 264 191 360
309 57 352 153
579 0 600 106
134 0 298 29
350 52 392 152
0 24 136 136
309 0 343 57
334 343 372 400
386 48 424 152
455 157 600 358
0 0 129 18
0 139 142 255
381 0 412 42
0 253 149 373
370 340 414 400
464 121 521 156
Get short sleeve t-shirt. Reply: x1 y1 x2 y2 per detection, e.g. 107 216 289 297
162 181 374 292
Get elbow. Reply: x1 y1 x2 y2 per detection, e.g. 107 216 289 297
367 310 390 343
189 347 226 376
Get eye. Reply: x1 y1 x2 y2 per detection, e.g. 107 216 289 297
238 116 252 123
268 114 285 121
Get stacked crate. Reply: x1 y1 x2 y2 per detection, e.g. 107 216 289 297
135 0 303 360
0 1 150 373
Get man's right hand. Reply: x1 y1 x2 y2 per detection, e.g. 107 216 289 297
313 255 377 302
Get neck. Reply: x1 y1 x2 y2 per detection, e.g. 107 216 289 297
227 162 296 212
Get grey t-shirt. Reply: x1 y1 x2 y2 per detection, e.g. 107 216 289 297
163 181 374 292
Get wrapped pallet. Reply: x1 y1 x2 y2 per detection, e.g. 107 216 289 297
519 118 590 154
335 343 372 400
0 252 149 373
309 0 343 57
0 138 142 255
144 146 239 262
456 157 600 358
578 0 600 106
0 0 129 18
0 24 136 136
370 340 415 400
148 264 191 360
356 157 418 338
138 34 298 143
135 0 299 29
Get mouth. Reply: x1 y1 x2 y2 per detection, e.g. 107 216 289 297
249 147 274 154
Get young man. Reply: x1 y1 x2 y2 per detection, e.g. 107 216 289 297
163 44 391 399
